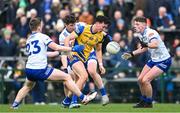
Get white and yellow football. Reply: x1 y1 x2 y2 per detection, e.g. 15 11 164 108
106 41 120 54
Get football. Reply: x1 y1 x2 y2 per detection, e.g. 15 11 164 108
106 41 120 54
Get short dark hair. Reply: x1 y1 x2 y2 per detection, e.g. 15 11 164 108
63 14 76 25
134 16 147 23
29 17 41 31
94 16 111 25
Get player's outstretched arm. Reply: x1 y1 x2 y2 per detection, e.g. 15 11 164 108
96 43 106 74
64 32 77 47
121 47 148 60
48 42 84 53
47 51 59 57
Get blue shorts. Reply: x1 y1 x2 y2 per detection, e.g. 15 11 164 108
69 51 97 68
146 57 171 72
25 67 54 81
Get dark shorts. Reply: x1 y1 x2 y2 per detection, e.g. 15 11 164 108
146 57 172 72
25 66 54 81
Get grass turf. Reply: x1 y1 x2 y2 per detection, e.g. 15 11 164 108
0 104 180 113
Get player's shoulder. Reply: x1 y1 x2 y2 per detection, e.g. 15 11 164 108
75 22 86 27
39 32 49 37
59 28 69 37
146 27 158 37
75 22 86 35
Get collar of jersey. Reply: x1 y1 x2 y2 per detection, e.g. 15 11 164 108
90 25 97 34
65 28 71 34
141 27 148 36
31 32 38 35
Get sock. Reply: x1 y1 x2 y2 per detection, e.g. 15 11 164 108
140 95 147 101
63 96 71 104
79 93 85 101
145 97 153 103
99 87 106 96
71 94 78 104
12 101 20 107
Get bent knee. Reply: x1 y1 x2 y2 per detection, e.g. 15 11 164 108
24 81 36 89
138 77 143 84
64 74 73 81
142 78 150 84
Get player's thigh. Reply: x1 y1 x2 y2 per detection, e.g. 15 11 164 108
87 59 97 75
138 64 151 82
72 61 88 79
47 68 71 81
142 66 164 83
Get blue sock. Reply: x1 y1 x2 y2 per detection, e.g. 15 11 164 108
99 87 106 96
71 94 78 104
79 93 85 101
145 97 153 103
12 101 20 107
63 96 71 104
140 95 147 101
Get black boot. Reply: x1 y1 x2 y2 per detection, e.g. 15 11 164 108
133 99 146 108
144 102 153 108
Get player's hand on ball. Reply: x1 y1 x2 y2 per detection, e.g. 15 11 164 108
121 52 134 60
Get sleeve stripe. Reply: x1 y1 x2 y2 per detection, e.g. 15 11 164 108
149 37 158 43
47 41 53 46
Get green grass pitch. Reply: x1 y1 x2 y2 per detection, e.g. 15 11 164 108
0 104 180 113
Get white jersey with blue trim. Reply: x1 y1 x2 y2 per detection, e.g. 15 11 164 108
26 32 52 69
59 22 86 46
59 28 71 46
140 27 170 62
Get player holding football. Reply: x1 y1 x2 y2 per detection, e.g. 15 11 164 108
64 16 111 106
11 17 97 109
122 16 171 108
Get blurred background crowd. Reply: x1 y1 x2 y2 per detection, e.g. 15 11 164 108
0 0 180 104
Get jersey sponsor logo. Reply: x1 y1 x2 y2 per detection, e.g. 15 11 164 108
148 33 154 37
63 32 68 37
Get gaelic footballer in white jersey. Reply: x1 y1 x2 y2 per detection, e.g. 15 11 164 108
122 16 171 108
26 32 52 69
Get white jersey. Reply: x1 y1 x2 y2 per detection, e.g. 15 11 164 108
59 28 71 46
59 22 86 46
26 32 52 69
140 27 170 62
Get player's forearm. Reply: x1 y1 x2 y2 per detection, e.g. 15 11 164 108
132 47 148 56
64 36 70 47
61 55 68 68
96 50 103 65
47 51 59 57
48 42 72 52
57 46 72 52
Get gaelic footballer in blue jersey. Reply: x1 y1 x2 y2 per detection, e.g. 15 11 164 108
11 17 97 109
122 16 171 108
